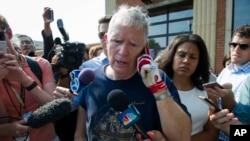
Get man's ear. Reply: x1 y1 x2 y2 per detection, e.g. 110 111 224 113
104 33 108 42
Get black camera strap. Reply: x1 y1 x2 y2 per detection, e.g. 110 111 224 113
26 56 42 83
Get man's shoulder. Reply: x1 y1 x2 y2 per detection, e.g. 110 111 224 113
80 57 103 69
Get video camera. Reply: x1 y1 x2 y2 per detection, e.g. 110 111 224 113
53 19 86 72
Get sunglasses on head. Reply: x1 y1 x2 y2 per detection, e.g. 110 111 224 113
98 32 106 39
229 42 250 50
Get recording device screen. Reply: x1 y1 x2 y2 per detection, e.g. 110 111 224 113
48 9 54 21
0 30 5 41
0 41 7 54
198 96 221 112
202 81 223 89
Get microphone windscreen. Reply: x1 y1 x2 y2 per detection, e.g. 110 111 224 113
27 98 72 128
107 89 129 111
78 68 95 85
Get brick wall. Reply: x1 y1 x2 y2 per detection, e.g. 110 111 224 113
215 0 226 74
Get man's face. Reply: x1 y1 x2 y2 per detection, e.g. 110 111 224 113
19 36 35 55
106 23 146 79
230 34 250 67
99 23 109 55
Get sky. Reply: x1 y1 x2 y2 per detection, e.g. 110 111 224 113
0 0 105 44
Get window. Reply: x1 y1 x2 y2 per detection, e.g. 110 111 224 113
233 0 250 29
148 8 193 58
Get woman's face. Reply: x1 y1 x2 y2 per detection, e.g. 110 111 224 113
172 42 200 78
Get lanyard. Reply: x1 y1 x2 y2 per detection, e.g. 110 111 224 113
3 80 25 117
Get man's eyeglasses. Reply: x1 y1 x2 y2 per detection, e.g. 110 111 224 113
229 42 250 50
0 29 6 41
98 32 106 39
20 40 32 45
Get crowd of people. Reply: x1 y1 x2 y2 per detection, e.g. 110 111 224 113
0 4 250 141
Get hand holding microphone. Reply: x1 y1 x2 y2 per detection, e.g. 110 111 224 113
26 98 72 128
137 54 167 94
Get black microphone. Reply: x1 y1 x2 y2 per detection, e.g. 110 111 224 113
26 98 72 128
107 89 149 139
70 68 95 93
57 19 69 42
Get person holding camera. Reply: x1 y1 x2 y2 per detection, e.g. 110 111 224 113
50 13 112 141
0 14 58 141
41 7 87 141
41 7 55 63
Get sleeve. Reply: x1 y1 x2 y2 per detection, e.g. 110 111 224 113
233 76 250 124
160 70 191 117
35 57 55 84
41 30 55 62
78 88 87 109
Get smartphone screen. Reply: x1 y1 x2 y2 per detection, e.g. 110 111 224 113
198 96 221 112
48 9 54 21
0 41 7 53
202 81 223 89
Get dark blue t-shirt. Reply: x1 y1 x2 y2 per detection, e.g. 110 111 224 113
79 65 188 140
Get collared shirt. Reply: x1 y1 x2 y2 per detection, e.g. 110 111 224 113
217 61 250 101
233 75 250 124
79 52 108 70
217 61 250 141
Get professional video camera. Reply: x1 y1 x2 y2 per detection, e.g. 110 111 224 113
53 19 86 72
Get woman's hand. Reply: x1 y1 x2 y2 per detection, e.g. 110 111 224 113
53 86 78 99
206 84 235 111
3 54 29 83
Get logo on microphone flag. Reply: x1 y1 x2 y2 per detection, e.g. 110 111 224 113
118 105 141 129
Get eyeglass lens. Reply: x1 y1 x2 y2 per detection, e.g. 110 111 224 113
229 42 250 50
98 32 106 39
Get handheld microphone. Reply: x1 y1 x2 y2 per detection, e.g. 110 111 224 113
57 19 69 42
70 68 95 93
107 89 149 139
26 98 72 128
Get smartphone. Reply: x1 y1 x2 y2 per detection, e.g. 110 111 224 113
202 81 223 89
198 96 221 112
0 31 5 41
48 9 54 21
0 41 7 53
